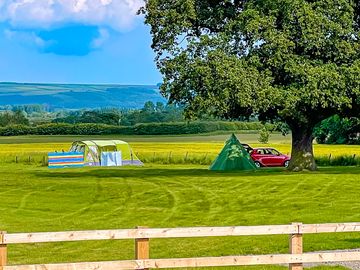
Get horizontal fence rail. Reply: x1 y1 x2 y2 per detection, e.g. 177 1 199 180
3 225 299 244
4 252 360 270
4 223 360 244
1 222 360 270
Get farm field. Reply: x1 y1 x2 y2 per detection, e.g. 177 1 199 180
0 133 359 163
0 133 359 269
0 163 360 269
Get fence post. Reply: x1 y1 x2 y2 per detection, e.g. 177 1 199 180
0 231 7 270
289 223 303 270
135 226 149 270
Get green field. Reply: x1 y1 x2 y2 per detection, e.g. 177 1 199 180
1 134 359 269
1 163 360 267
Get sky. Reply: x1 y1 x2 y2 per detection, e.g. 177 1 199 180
0 0 161 85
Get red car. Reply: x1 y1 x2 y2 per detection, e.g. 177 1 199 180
250 148 290 168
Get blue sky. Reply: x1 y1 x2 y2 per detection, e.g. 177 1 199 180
0 0 161 85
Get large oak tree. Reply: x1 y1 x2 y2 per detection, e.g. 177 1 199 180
141 0 360 171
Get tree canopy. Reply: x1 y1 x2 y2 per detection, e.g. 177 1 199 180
0 110 29 127
141 0 360 170
314 115 360 144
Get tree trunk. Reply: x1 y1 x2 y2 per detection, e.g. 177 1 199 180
288 125 317 171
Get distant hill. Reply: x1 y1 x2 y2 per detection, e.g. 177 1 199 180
0 82 166 109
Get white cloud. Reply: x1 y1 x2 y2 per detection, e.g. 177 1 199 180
4 28 48 48
91 27 109 48
0 0 144 31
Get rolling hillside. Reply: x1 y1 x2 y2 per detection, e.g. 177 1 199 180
0 82 165 109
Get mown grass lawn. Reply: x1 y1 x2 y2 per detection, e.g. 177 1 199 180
1 163 359 269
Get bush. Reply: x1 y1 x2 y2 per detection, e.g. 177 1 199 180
0 121 272 136
0 111 29 127
258 127 270 144
315 154 360 166
34 123 134 135
0 125 33 136
133 121 270 135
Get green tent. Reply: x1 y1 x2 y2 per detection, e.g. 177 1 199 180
69 140 143 166
210 134 257 171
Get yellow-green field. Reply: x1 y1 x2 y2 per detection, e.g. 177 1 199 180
0 133 359 166
0 141 358 158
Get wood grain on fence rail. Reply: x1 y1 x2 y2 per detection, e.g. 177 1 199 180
3 225 299 244
4 223 360 244
301 223 360 233
4 251 360 270
3 223 360 270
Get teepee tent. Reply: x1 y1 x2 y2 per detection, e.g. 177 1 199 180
210 134 256 171
69 140 143 166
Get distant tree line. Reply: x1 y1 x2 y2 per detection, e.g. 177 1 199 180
0 121 270 136
0 104 50 113
52 101 184 126
0 102 358 144
0 111 29 126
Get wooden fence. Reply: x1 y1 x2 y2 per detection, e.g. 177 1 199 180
1 222 360 270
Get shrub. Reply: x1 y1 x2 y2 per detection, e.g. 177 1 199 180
0 125 33 136
0 121 272 136
315 154 360 166
258 127 270 144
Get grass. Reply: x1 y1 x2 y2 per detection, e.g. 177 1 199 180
1 163 360 269
1 133 359 269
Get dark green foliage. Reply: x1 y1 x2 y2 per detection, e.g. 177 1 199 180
0 121 270 136
142 0 360 170
0 111 30 126
11 104 48 113
54 110 121 126
0 125 32 136
52 103 184 126
258 127 270 144
315 154 360 166
133 121 268 135
143 101 156 112
314 115 360 144
120 105 184 125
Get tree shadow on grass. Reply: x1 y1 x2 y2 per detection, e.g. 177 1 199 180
32 166 360 180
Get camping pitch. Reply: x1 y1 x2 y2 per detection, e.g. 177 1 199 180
210 134 257 171
70 140 143 166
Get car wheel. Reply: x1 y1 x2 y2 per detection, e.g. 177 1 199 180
254 161 261 168
284 160 290 168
